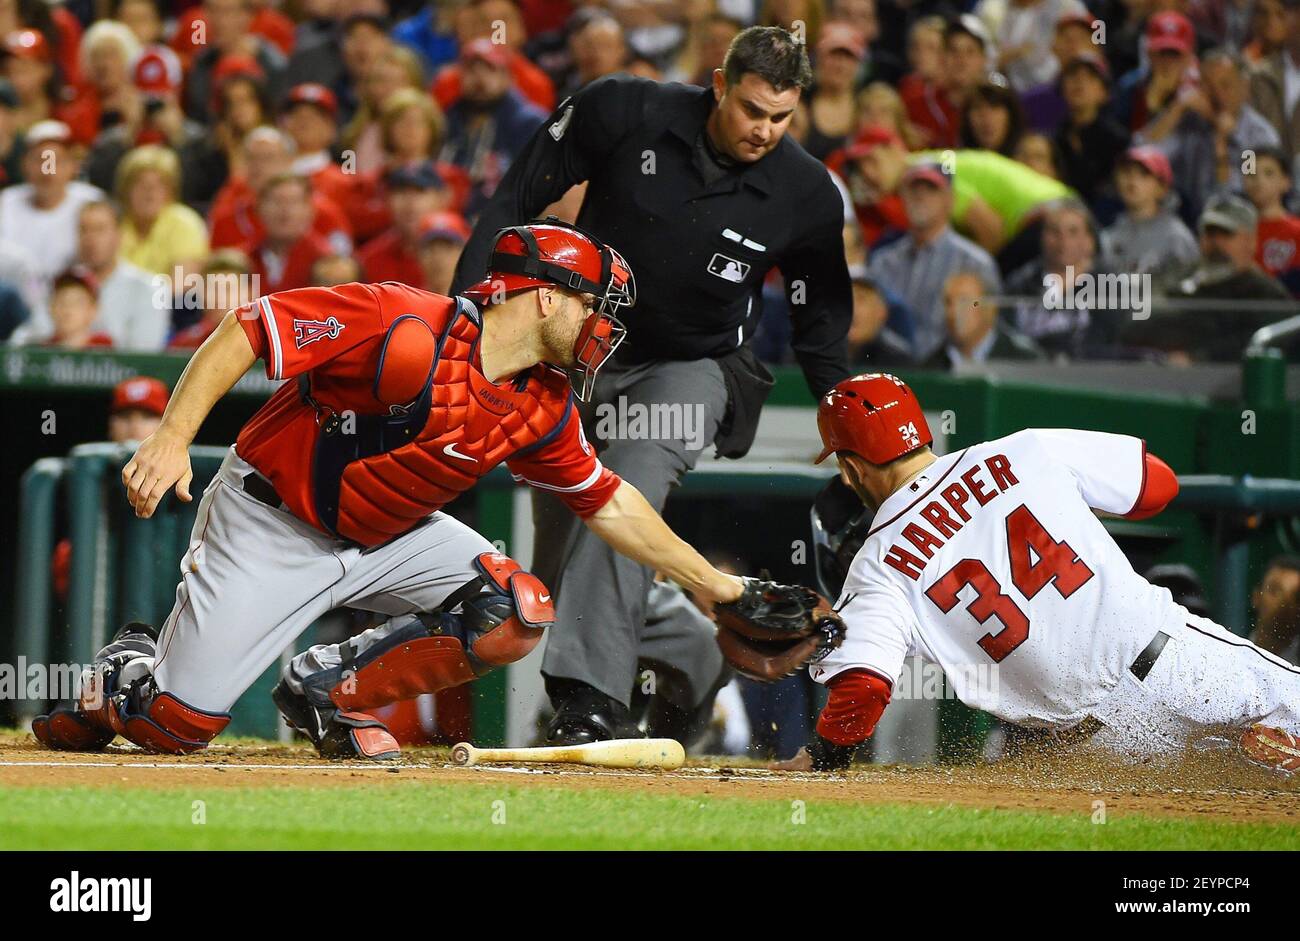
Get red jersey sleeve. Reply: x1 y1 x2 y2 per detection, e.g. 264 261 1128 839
236 282 386 381
506 403 621 518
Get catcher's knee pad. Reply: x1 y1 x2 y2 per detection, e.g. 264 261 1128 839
328 551 554 712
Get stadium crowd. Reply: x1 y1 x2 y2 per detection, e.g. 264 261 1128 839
0 0 1295 368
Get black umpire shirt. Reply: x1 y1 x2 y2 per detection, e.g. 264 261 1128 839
451 74 852 397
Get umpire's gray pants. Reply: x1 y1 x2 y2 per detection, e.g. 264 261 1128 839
534 357 729 709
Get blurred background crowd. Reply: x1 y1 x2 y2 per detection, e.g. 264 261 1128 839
0 0 1293 368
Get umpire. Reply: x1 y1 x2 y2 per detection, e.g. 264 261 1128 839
452 26 851 745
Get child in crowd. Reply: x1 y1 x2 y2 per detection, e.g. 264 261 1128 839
42 270 112 349
1100 146 1200 276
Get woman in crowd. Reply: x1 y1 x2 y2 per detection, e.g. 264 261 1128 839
210 57 269 183
340 44 425 176
115 143 209 277
857 81 924 149
960 81 1025 157
349 87 463 244
802 22 867 162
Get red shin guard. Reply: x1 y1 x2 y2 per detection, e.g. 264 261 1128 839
330 636 478 712
120 692 231 754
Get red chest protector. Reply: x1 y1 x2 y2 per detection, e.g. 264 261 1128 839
309 298 574 547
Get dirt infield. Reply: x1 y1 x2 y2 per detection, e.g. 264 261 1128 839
4 733 1299 825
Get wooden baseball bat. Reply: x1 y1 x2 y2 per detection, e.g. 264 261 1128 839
450 738 685 769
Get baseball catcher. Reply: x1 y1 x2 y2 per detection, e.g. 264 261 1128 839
781 372 1300 774
31 220 822 761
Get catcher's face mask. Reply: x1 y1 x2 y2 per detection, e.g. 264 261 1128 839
571 246 632 402
474 218 634 402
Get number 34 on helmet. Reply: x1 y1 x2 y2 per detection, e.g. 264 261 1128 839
815 373 933 466
462 217 636 402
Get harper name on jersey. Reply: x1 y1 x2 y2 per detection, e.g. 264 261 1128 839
879 453 1021 582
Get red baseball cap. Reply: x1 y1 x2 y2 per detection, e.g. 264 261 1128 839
3 29 50 62
283 82 338 117
134 46 182 96
817 21 867 60
212 53 265 85
111 376 170 417
460 38 511 69
844 124 905 160
901 161 952 190
1146 10 1194 56
419 210 471 245
1120 145 1173 187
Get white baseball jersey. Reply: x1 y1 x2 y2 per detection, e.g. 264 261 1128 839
813 429 1183 727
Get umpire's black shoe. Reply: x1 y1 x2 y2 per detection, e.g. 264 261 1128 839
544 678 643 745
271 678 400 761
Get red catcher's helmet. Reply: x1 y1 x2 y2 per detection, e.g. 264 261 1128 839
461 217 634 401
814 373 932 465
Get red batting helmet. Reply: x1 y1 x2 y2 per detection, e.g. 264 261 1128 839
462 218 634 401
814 373 932 465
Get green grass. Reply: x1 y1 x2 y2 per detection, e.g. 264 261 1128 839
0 782 1296 850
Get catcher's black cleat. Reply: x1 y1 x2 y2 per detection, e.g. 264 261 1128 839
31 620 161 752
544 679 644 746
271 678 400 761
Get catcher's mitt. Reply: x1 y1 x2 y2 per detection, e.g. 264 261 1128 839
714 577 846 682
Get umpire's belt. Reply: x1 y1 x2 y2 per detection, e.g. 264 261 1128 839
241 470 285 511
1129 631 1170 681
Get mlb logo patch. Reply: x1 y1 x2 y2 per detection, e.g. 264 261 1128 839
707 253 749 284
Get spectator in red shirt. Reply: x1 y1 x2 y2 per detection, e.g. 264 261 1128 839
417 209 470 295
357 162 447 288
1244 145 1300 295
897 15 945 106
433 0 556 113
168 248 256 350
174 0 295 62
41 268 113 348
3 28 61 134
242 172 333 293
61 20 141 145
183 0 287 120
209 125 352 253
108 374 169 442
84 46 227 212
831 125 911 249
51 372 171 599
903 15 993 149
279 82 355 215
